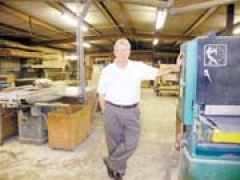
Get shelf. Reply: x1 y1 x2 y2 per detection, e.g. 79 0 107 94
21 65 63 69
16 78 38 81
0 48 42 58
0 39 42 52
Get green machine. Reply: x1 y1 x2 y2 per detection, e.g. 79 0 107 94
178 35 240 180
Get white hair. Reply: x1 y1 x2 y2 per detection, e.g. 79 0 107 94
114 38 131 51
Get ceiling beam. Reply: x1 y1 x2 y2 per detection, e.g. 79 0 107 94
46 1 102 36
94 1 119 31
0 0 171 8
183 7 219 35
93 1 120 44
174 7 218 45
95 0 135 34
170 0 239 14
115 0 136 33
0 23 47 39
96 1 124 34
0 2 73 38
32 33 194 45
48 1 114 46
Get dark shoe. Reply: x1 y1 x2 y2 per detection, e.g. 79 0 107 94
103 158 115 179
115 172 124 180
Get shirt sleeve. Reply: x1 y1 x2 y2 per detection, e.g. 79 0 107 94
139 62 158 80
97 69 107 95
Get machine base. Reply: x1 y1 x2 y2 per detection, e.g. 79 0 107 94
180 147 240 180
19 137 47 145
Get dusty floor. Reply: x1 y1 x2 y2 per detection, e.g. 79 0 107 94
0 89 179 180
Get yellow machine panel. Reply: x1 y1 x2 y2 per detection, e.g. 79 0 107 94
212 130 240 144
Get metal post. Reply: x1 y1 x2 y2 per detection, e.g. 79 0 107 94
226 4 235 35
0 107 3 145
76 0 92 104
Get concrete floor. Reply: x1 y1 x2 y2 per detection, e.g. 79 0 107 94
0 89 179 180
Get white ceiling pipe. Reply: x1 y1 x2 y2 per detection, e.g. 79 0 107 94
170 0 240 14
120 0 172 8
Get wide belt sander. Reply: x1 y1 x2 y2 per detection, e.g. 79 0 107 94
198 115 240 144
178 36 240 180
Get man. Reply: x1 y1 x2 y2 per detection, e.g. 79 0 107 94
97 39 183 180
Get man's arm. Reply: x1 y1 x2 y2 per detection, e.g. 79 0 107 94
98 93 106 112
156 52 183 77
156 65 179 77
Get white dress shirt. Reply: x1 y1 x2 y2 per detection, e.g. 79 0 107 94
97 60 158 105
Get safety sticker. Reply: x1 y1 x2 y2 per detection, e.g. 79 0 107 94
204 44 227 67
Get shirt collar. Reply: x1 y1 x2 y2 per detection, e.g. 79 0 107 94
113 60 132 70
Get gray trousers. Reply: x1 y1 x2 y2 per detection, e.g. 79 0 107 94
103 103 140 174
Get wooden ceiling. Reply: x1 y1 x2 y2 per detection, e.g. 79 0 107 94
0 0 239 55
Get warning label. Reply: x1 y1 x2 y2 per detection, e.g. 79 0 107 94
204 44 227 67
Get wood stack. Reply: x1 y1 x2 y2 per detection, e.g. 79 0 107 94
141 80 152 88
0 39 68 85
0 40 43 58
0 74 15 88
85 56 94 80
154 64 180 96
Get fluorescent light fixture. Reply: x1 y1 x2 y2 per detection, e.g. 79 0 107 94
155 8 167 30
61 13 76 26
153 38 159 46
73 42 92 48
83 43 92 48
65 54 78 61
82 25 88 32
61 13 88 32
233 27 240 34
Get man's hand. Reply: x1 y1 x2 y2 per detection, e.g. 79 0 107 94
176 52 184 67
171 52 184 72
157 52 184 76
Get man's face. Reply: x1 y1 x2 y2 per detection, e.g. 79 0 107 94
114 46 130 61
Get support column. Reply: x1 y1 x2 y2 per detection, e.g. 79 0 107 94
225 4 235 35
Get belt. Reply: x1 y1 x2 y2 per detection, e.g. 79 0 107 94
106 101 138 109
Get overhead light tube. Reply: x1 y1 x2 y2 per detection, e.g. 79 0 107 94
73 42 92 48
155 8 167 30
61 12 88 32
233 27 240 34
153 38 159 46
83 43 92 48
65 54 78 61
